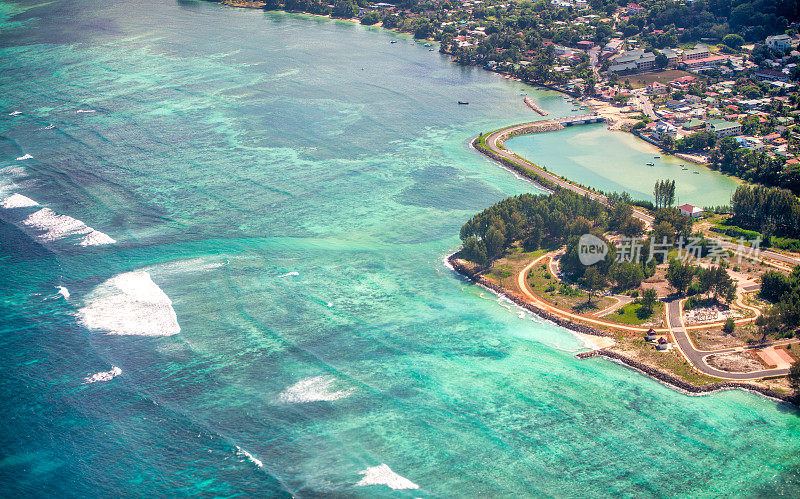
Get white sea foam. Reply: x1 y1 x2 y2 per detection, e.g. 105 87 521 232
325 301 333 308
8 111 21 116
83 366 121 384
236 446 264 468
21 207 114 246
15 153 32 161
278 375 354 403
0 194 38 209
76 271 180 336
356 464 419 490
78 229 116 246
37 124 55 130
76 109 96 113
57 286 70 300
277 271 299 278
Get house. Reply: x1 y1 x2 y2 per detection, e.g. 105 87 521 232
669 75 697 90
646 82 668 94
755 69 790 83
683 118 707 130
678 203 703 218
735 136 766 151
706 119 741 138
645 328 658 342
656 337 670 351
766 34 795 52
681 55 728 70
653 121 678 140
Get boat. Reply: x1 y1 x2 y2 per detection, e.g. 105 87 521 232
693 171 700 174
458 101 469 105
654 156 660 158
429 48 434 51
390 40 397 44
646 162 655 166
424 43 432 47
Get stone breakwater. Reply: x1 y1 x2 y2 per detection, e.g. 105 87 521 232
448 254 612 338
577 349 795 403
523 97 549 116
496 122 566 146
449 253 796 405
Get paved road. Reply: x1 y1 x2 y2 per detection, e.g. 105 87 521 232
665 299 792 380
632 90 657 120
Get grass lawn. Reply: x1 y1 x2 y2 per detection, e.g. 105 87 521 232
525 258 615 313
606 300 665 327
625 69 696 89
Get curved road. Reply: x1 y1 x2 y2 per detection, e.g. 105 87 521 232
665 299 793 380
482 123 800 267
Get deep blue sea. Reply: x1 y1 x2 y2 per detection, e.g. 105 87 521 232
0 0 798 496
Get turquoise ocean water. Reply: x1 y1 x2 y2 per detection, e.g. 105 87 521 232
0 0 798 496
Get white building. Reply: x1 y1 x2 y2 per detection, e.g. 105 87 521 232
766 34 796 52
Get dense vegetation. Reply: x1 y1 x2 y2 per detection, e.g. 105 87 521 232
758 267 800 335
644 0 798 42
730 184 800 239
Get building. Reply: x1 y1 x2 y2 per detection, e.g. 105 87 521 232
678 204 703 218
735 136 767 151
706 119 741 138
652 120 677 140
766 34 795 52
656 337 670 351
609 49 656 73
681 55 729 70
661 48 680 67
682 44 710 61
683 118 706 130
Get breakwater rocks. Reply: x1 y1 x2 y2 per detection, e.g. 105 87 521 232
523 97 549 116
577 349 794 403
497 122 565 145
448 254 613 339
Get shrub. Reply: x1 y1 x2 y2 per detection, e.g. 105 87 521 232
723 318 735 334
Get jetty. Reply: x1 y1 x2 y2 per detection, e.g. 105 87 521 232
523 97 548 116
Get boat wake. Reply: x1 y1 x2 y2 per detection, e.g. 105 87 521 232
76 271 180 336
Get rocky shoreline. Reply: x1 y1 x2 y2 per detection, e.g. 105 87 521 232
448 253 796 404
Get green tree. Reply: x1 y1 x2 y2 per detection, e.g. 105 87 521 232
582 266 608 305
722 33 745 50
722 317 735 335
640 287 658 314
667 258 695 295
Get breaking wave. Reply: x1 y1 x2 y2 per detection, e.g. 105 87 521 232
84 366 121 384
15 153 32 160
356 464 419 490
0 193 38 209
21 207 115 246
277 271 299 278
236 446 264 469
76 271 180 336
278 375 354 403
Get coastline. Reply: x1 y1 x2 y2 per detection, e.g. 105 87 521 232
448 252 795 404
